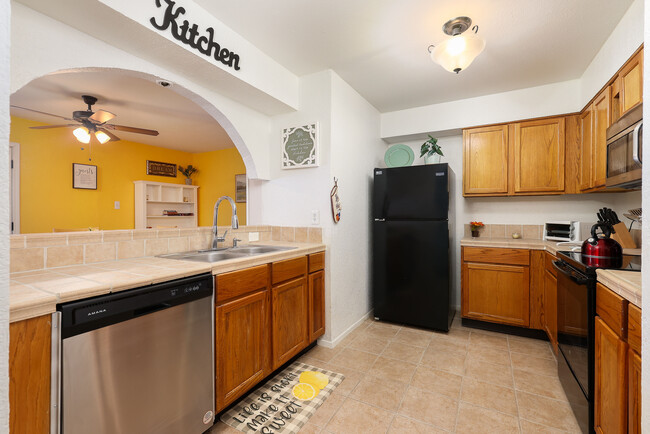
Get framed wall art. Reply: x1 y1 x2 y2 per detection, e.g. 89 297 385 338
72 163 97 190
235 174 247 203
282 123 319 169
146 160 177 177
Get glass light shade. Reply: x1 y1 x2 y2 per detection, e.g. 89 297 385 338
431 34 486 73
73 126 91 144
95 130 111 144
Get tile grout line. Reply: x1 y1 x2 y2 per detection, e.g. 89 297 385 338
507 338 524 433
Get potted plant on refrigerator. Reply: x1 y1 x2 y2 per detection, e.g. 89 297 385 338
178 165 198 185
420 135 444 164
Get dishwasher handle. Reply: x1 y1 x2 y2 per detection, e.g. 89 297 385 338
553 260 589 285
134 303 171 317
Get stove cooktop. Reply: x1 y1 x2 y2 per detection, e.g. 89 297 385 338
557 250 641 274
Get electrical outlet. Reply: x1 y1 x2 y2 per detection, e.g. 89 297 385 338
311 210 320 225
248 232 260 242
114 201 120 210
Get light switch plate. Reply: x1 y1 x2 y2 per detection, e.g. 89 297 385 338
114 201 120 209
248 232 260 242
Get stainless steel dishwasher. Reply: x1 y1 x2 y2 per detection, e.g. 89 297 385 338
54 273 215 434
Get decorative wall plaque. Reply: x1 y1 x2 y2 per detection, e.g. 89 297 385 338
72 164 97 190
235 174 247 203
282 123 319 169
146 160 177 177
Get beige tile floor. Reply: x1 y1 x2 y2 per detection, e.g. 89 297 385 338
210 316 582 433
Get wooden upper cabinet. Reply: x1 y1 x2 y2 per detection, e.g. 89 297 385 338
10 315 51 434
512 117 565 194
579 108 593 191
594 316 628 434
216 290 270 411
592 87 611 188
620 49 643 115
463 125 509 196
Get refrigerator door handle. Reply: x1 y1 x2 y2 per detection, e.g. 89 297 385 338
374 218 385 222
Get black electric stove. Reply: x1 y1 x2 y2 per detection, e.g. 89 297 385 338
554 251 640 433
557 250 641 274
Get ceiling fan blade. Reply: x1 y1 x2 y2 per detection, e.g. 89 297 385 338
98 128 120 142
29 124 78 130
89 109 116 124
11 105 75 121
105 124 159 136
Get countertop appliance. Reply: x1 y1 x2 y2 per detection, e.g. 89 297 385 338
54 274 215 434
554 251 640 433
372 164 454 331
543 221 590 243
606 103 642 189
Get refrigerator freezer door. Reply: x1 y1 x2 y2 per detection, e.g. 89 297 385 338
373 165 448 220
372 220 451 331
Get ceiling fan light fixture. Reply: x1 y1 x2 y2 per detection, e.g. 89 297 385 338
95 130 111 144
428 16 485 74
73 126 91 144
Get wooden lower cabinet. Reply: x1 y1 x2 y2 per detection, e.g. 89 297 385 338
308 270 325 341
216 290 270 411
461 261 530 327
272 277 309 370
628 348 642 434
594 316 628 434
10 315 51 434
543 268 558 353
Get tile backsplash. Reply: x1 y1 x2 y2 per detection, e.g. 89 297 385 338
464 224 543 240
10 226 323 273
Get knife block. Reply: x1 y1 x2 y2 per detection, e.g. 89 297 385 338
611 222 637 249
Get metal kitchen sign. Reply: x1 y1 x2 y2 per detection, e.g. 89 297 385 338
150 0 241 71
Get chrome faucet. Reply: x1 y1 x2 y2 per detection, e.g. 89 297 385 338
212 196 239 249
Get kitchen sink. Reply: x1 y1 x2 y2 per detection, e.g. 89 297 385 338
159 245 296 263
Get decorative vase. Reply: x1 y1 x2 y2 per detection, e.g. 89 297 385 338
185 178 192 185
471 230 480 238
425 153 441 165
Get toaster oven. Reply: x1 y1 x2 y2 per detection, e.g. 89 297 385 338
543 221 590 244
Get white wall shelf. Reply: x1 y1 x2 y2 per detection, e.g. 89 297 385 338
134 180 199 229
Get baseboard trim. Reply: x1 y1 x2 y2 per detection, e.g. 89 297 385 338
317 309 373 349
461 318 549 340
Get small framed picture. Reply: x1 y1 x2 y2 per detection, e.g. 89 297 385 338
235 174 247 203
282 123 319 169
72 164 97 190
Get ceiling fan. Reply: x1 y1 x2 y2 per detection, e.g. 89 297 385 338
11 95 159 144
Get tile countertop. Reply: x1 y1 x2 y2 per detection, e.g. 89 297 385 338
9 241 325 323
461 237 642 308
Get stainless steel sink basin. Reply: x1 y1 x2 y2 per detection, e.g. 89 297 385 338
159 245 296 263
229 245 294 254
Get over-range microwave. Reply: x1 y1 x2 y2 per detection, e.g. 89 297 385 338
606 103 642 189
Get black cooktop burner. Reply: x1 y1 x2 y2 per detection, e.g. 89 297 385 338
557 250 641 275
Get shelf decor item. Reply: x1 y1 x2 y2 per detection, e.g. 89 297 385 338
282 123 319 169
420 135 443 164
178 165 198 185
384 144 415 167
470 221 484 237
72 163 97 190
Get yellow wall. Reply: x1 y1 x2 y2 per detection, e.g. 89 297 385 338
11 116 246 233
192 147 247 227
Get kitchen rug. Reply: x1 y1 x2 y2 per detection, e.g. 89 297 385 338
220 361 345 434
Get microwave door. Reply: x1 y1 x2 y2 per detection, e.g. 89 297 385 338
606 123 642 188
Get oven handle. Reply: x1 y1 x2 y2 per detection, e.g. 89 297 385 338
633 121 643 164
552 260 590 285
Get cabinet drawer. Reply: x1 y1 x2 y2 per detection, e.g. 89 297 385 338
596 283 628 339
545 252 557 277
272 256 308 285
308 252 325 273
216 265 269 303
463 247 529 266
628 303 642 354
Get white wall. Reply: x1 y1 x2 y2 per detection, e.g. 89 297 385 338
327 73 384 343
0 1 10 430
396 137 642 308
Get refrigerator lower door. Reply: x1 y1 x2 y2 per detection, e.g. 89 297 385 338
373 220 450 331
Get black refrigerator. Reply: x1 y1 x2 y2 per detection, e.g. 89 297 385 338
372 164 453 331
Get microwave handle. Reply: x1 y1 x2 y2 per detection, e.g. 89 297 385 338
632 121 642 164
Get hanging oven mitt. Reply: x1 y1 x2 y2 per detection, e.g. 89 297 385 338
330 179 341 223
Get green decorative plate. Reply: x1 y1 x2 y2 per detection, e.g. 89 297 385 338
384 144 414 167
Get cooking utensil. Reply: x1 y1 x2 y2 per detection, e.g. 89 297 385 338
581 223 623 268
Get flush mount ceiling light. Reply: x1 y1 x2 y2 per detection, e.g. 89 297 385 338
427 16 485 74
